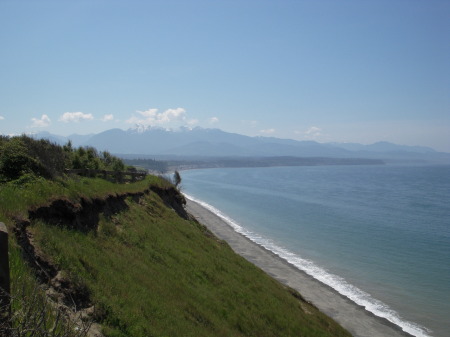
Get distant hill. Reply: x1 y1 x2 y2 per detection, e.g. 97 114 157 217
329 141 436 154
30 127 450 164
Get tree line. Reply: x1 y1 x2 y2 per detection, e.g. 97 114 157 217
0 135 127 183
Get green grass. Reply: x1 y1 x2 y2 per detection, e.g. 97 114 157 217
0 175 167 335
0 175 165 219
2 175 351 337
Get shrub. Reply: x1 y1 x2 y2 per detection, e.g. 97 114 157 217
0 138 49 181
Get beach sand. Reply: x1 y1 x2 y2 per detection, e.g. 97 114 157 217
186 198 414 337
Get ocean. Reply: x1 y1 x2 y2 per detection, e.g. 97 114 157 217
180 164 450 337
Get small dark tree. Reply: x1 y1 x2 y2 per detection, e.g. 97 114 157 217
173 170 182 189
63 140 73 153
101 151 114 166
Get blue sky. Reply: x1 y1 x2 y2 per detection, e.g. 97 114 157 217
1 0 449 151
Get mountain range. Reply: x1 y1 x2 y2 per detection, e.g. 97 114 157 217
31 128 450 164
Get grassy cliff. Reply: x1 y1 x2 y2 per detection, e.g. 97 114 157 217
2 176 350 337
0 137 351 336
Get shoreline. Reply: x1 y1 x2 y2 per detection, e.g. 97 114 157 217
185 198 416 337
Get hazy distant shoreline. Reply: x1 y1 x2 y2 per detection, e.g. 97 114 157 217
169 156 385 171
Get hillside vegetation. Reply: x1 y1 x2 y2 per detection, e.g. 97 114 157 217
0 135 126 183
0 136 351 336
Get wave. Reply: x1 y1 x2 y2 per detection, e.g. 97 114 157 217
185 194 432 337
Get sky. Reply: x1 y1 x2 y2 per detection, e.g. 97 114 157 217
1 0 449 152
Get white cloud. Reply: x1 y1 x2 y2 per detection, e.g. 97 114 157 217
30 114 51 128
209 117 219 124
306 126 321 135
125 116 140 125
156 108 186 123
305 126 322 138
297 126 323 140
138 108 158 118
102 114 114 122
0 116 4 120
127 107 187 126
187 119 199 126
59 112 94 123
260 128 276 134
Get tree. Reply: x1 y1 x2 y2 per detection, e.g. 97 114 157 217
111 157 125 172
0 138 48 181
173 170 182 189
63 140 73 153
20 136 66 177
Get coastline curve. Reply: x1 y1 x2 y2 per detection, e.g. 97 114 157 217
185 195 429 337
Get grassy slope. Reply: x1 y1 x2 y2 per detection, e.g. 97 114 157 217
3 176 351 337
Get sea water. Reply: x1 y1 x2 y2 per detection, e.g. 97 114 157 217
180 164 450 337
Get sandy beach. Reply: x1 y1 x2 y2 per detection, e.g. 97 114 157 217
186 198 414 337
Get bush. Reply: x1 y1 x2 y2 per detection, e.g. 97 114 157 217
0 138 50 181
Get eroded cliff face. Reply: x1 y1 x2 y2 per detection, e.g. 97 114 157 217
29 194 134 232
12 185 188 336
26 186 189 233
150 185 190 220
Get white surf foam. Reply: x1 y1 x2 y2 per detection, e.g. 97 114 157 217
186 194 433 337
